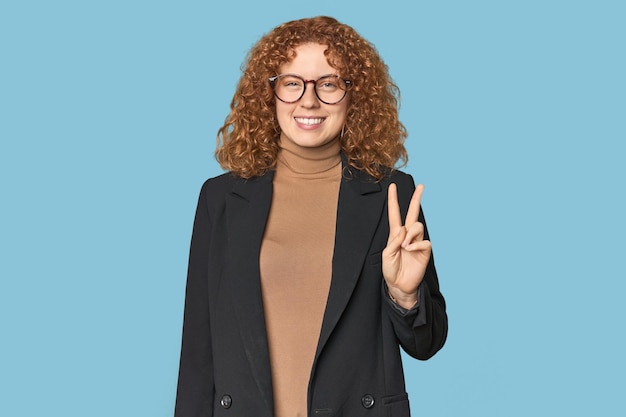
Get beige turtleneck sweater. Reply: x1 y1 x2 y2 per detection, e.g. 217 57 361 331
259 138 342 417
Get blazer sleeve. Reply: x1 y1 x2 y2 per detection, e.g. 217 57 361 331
175 183 214 417
382 175 448 360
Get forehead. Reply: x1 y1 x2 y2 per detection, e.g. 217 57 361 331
280 43 338 76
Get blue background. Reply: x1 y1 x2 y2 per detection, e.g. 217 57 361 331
1 1 624 416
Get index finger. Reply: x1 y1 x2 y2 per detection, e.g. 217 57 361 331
387 183 402 231
405 184 424 228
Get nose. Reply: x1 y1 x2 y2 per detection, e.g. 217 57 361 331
299 80 320 108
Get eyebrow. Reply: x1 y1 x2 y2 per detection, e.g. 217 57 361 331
275 73 340 79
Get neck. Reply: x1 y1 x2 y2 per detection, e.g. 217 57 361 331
277 138 341 175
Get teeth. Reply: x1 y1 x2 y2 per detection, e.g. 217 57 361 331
295 117 324 125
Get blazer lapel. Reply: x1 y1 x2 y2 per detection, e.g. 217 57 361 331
224 172 275 415
315 166 387 358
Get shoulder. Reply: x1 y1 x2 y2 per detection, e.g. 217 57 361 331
382 170 416 206
386 168 415 188
198 171 274 205
200 172 239 196
345 166 415 192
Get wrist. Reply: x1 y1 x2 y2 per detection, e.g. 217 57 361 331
387 286 419 310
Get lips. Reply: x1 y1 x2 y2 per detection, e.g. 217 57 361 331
294 117 325 126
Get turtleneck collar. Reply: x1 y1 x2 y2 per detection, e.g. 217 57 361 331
276 137 342 176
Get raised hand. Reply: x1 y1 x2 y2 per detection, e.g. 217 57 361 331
382 183 432 309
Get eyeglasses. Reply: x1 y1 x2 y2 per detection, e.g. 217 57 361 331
269 74 352 105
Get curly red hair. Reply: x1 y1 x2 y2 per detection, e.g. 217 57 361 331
216 16 408 180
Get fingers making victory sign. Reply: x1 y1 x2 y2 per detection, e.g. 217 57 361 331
382 183 432 309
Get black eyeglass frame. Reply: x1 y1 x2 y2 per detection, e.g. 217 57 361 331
268 73 352 105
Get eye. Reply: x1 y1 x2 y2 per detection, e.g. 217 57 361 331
281 76 304 89
317 76 341 91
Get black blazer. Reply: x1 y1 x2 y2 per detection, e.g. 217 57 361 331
175 163 447 417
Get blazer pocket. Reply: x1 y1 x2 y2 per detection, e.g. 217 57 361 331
312 409 333 415
366 248 384 265
382 392 410 417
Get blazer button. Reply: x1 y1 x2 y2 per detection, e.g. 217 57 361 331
220 394 232 409
361 394 375 409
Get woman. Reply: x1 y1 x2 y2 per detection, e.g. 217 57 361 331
175 16 447 417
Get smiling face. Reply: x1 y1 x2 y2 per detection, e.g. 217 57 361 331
274 43 349 149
